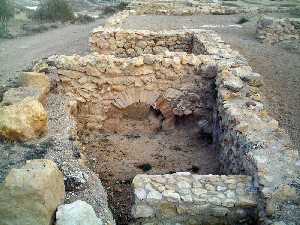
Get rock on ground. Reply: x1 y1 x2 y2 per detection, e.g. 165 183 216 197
0 97 48 141
0 159 65 225
56 200 103 225
20 72 50 102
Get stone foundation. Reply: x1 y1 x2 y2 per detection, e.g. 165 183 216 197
131 173 258 225
90 28 195 57
256 16 300 44
128 0 242 16
1 7 299 225
29 27 300 224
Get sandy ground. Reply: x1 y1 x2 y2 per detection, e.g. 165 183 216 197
0 18 105 87
122 14 300 151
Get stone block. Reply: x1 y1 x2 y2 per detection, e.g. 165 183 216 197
0 160 65 225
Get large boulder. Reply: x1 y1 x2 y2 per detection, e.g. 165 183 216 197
20 72 50 101
0 97 48 141
0 159 65 225
1 86 45 106
56 200 103 225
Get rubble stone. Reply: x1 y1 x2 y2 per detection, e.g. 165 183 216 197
0 160 65 225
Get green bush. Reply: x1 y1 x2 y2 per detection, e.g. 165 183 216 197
102 2 129 15
33 0 74 22
0 0 14 37
237 17 249 24
102 5 117 15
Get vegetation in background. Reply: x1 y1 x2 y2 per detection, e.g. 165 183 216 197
32 0 74 22
72 14 95 24
102 1 128 15
237 16 250 24
0 0 14 37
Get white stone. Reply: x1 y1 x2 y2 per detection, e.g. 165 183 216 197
0 160 65 225
180 194 193 202
132 204 154 218
192 188 208 196
56 200 102 225
223 76 244 92
216 186 227 192
147 190 163 201
162 190 181 202
225 190 236 199
135 188 147 200
208 197 221 206
176 181 191 195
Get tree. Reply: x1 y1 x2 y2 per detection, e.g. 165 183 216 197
34 0 74 22
0 0 14 34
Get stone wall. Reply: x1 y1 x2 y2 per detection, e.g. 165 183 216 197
90 28 195 57
89 27 233 57
256 16 300 44
212 42 300 224
131 172 258 225
128 0 241 15
48 52 215 132
33 27 300 224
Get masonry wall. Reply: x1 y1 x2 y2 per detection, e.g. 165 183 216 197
256 16 300 44
128 1 241 15
212 46 300 224
38 28 300 224
87 28 300 224
50 52 215 132
90 28 195 57
131 173 258 225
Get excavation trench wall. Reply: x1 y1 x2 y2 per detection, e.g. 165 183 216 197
41 28 300 224
51 52 215 133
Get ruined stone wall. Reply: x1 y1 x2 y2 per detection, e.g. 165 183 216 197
256 16 300 44
90 28 194 57
211 43 300 224
89 27 231 57
87 28 300 224
128 0 241 15
49 52 215 132
30 27 300 225
131 173 258 225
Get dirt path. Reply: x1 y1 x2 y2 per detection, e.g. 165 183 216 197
0 18 105 86
122 14 300 151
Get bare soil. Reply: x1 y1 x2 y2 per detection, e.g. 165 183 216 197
79 113 220 224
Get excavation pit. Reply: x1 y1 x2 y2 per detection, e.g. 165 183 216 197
58 51 221 223
32 27 298 225
80 113 220 224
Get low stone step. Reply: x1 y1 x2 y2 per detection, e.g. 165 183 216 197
132 172 258 225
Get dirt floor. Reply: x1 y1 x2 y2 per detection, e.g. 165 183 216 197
79 113 220 224
0 18 105 87
121 14 300 152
